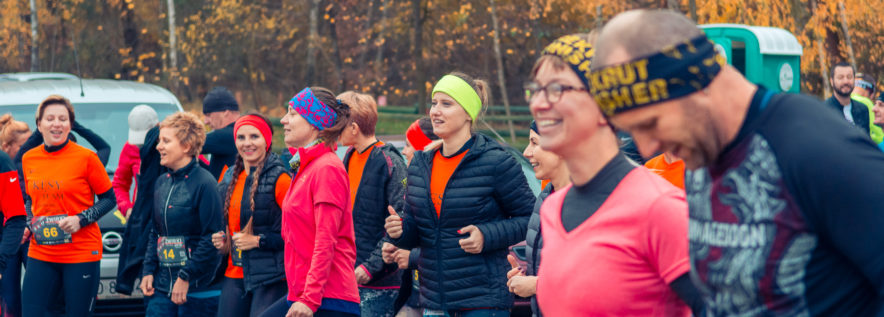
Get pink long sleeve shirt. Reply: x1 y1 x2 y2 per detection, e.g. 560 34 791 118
281 143 360 312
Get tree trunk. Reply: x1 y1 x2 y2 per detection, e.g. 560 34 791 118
373 0 389 83
811 0 831 98
667 0 680 11
837 2 857 69
412 0 427 114
29 0 38 72
357 0 376 78
489 0 515 144
121 0 139 80
688 0 698 21
305 0 321 86
167 0 178 89
328 2 344 91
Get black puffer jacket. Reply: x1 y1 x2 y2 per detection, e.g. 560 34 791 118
391 134 534 310
525 184 552 317
343 142 407 288
143 158 224 294
217 153 288 292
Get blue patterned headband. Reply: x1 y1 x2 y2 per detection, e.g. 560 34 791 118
288 87 338 131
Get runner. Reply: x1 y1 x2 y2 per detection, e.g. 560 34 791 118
140 112 223 316
337 91 407 317
382 117 439 317
259 87 360 317
202 87 241 179
113 105 159 217
20 95 115 316
385 72 534 316
591 9 884 315
213 113 290 317
526 34 703 316
0 114 30 317
505 121 569 317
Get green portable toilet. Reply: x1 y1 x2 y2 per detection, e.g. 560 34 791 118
700 24 803 93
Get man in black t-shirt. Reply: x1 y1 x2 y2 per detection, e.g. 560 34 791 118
591 9 884 316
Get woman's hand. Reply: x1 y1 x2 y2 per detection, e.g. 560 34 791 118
355 266 371 285
286 301 313 317
393 249 411 270
171 277 189 305
211 231 226 250
384 206 403 239
21 227 30 245
140 275 155 296
458 225 484 254
58 216 81 234
381 242 397 264
507 275 538 297
232 232 259 251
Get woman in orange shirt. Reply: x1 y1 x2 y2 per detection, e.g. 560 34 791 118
212 113 291 317
20 95 115 316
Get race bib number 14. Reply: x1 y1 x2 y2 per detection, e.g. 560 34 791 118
158 236 189 268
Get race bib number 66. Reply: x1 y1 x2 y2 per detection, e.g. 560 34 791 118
32 215 72 245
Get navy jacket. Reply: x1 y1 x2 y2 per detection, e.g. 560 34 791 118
343 142 407 288
143 158 224 294
391 134 534 310
203 122 238 179
826 96 871 136
217 153 288 292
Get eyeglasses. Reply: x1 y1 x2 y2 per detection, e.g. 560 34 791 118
523 82 588 104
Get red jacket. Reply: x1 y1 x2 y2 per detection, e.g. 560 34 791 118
281 143 360 312
112 142 140 215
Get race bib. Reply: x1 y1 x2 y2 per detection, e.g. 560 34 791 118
158 236 188 268
231 244 244 267
32 215 72 245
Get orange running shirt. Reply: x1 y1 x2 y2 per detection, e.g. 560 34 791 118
222 170 291 278
430 150 468 217
541 179 551 190
643 154 686 190
347 142 382 211
23 142 112 263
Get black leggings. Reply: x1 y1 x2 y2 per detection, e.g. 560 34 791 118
21 257 100 317
218 277 287 317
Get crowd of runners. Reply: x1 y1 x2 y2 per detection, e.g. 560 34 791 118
0 8 882 317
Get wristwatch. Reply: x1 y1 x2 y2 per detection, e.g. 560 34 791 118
258 234 266 249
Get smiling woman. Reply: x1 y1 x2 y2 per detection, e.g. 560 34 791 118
141 111 224 317
214 113 290 317
20 94 116 317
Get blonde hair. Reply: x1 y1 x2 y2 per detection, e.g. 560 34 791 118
0 114 30 153
159 112 206 156
337 91 378 136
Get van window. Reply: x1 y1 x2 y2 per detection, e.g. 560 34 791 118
1 103 179 173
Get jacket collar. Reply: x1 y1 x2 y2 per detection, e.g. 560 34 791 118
168 157 198 178
292 142 334 175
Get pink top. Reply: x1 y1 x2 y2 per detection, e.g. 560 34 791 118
281 143 360 312
112 142 140 215
536 167 691 316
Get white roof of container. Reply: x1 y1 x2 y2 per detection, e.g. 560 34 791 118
701 24 804 56
0 79 181 106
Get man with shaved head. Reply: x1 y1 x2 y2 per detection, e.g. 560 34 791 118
591 9 884 316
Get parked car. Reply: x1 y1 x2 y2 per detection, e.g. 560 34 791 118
0 72 78 82
0 78 182 316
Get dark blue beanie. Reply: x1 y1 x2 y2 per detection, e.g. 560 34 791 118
530 120 538 134
203 87 239 114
